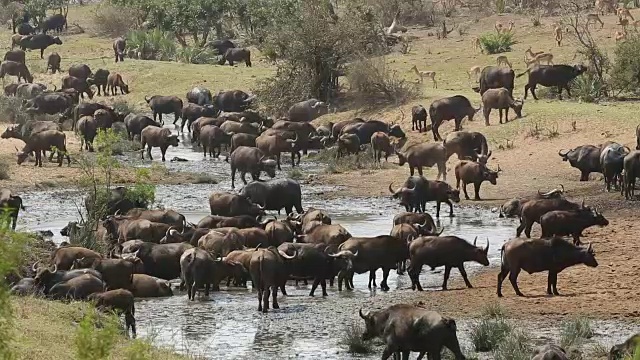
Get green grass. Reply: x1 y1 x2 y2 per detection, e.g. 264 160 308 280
560 317 594 349
493 330 532 360
11 297 188 360
470 317 513 352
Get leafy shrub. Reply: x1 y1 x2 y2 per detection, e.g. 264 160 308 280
75 310 120 360
610 34 640 96
126 29 176 61
347 57 420 106
112 100 134 115
0 96 30 125
126 168 156 209
93 3 142 37
571 72 607 103
479 32 516 54
470 317 512 352
174 46 219 64
560 317 593 349
493 330 531 360
340 322 373 354
310 146 387 174
495 0 506 13
255 64 315 116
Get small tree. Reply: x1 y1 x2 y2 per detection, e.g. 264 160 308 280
610 34 640 96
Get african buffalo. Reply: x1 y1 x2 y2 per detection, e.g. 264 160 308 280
498 186 565 218
124 114 160 140
271 120 319 155
72 256 143 290
186 87 212 106
532 344 569 360
113 37 126 62
443 131 490 164
429 95 478 141
211 90 255 112
88 289 136 338
62 75 94 100
411 105 428 132
19 34 62 58
558 145 602 181
359 304 465 360
340 119 405 146
409 236 489 291
206 39 236 55
46 52 61 74
140 127 179 162
540 208 609 244
265 220 295 246
371 132 393 163
10 277 39 296
219 48 251 67
0 188 25 230
623 150 640 199
239 178 303 215
481 87 523 125
497 237 598 297
518 64 587 100
68 64 92 80
0 60 33 83
255 130 300 168
180 247 218 300
298 224 351 247
16 130 70 167
477 65 515 95
454 160 500 200
196 215 260 229
181 103 218 133
125 208 186 230
609 333 640 360
122 241 193 280
517 197 588 238
47 274 104 300
85 186 149 218
599 142 629 191
145 95 183 125
77 115 97 151
200 125 233 158
332 118 365 139
389 176 460 217
4 49 25 64
249 247 296 312
227 146 277 189
288 98 329 122
393 212 437 231
102 215 173 243
395 143 447 180
87 68 109 96
208 192 264 217
128 274 173 297
41 13 66 33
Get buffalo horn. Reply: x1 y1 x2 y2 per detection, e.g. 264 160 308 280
485 238 489 252
286 133 299 144
352 250 359 258
51 264 58 273
580 199 585 208
359 308 370 319
278 249 296 259
587 242 593 252
558 149 569 157
166 226 174 237
388 182 398 195
434 226 445 236
473 236 478 246
559 184 565 193
256 203 265 210
31 260 40 272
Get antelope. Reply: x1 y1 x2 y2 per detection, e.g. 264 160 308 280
617 7 635 21
619 17 630 30
554 26 563 46
410 65 437 88
525 52 554 67
525 46 544 62
496 55 512 69
615 30 627 42
471 37 481 52
467 65 481 82
595 0 616 14
495 20 514 34
586 13 605 29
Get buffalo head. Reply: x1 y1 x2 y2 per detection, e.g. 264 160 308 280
388 124 406 139
483 165 500 185
328 249 357 272
573 64 588 76
512 99 524 118
447 187 461 203
359 308 378 341
71 256 96 269
472 237 490 266
476 150 492 165
311 100 329 118
15 147 29 165
53 37 62 45
260 157 277 178
580 243 598 268
33 262 58 287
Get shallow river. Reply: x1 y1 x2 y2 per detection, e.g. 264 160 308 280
16 126 640 359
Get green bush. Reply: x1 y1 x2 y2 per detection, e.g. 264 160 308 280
479 32 516 54
560 317 593 349
470 317 512 352
310 146 385 174
126 29 176 61
288 168 304 180
174 46 219 64
610 34 640 96
75 310 120 360
340 322 373 355
571 72 607 103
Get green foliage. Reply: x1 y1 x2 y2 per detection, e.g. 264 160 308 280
124 339 156 360
74 310 120 360
470 317 512 352
560 317 593 349
347 57 421 106
174 46 219 64
493 330 531 360
126 29 177 61
610 34 640 96
0 229 32 360
340 322 373 355
571 71 607 103
127 168 156 209
310 146 387 174
0 96 30 125
479 32 516 54
481 302 507 319
495 0 505 13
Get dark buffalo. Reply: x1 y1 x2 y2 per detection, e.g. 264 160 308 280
239 178 303 215
255 130 301 169
429 95 478 141
219 48 251 67
211 89 255 113
180 247 218 300
140 127 179 162
540 208 609 245
16 130 70 167
200 125 233 158
227 146 277 189
271 120 319 155
518 64 588 100
128 273 173 297
196 215 260 229
600 142 629 191
558 145 602 181
10 277 39 296
340 119 405 146
46 52 61 74
411 105 428 132
41 13 66 33
47 274 104 300
4 49 25 64
393 212 437 231
113 37 126 62
298 224 352 247
477 65 515 95
359 304 465 360
85 186 149 218
409 236 489 291
517 197 588 238
77 115 97 151
0 60 33 83
186 87 212 106
389 176 461 217
33 264 102 294
17 23 35 36
481 87 523 125
145 95 183 125
191 117 224 144
23 93 73 116
229 133 258 153
623 150 640 200
288 98 329 123
123 241 193 280
497 237 598 297
72 256 143 290
87 68 109 96
208 192 264 217
0 189 25 230
454 160 500 200
443 131 490 164
88 289 136 338
249 247 296 312
205 39 235 55
124 114 160 140
62 75 93 100
265 220 295 246
336 235 408 291
19 34 62 58
102 216 173 243
68 64 92 80
332 118 365 139
395 142 447 180
498 186 565 218
181 103 218 133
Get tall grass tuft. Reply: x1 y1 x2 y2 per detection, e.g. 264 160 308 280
174 46 219 64
481 302 507 319
126 29 176 61
470 317 512 352
479 32 516 54
493 330 531 360
560 317 594 349
340 322 373 354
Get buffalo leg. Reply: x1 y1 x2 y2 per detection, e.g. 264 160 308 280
409 166 415 176
524 220 534 238
230 167 236 189
348 272 355 290
147 146 153 160
417 166 423 176
497 267 509 297
580 170 589 181
40 48 44 59
409 263 423 291
442 265 451 290
321 279 328 296
454 117 462 131
435 201 441 218
160 146 168 162
483 108 491 126
572 233 581 245
550 271 560 295
498 109 503 124
557 85 564 99
564 84 572 98
461 182 470 200
126 310 136 338
241 171 249 185
509 268 524 296
368 270 376 289
458 265 473 288
380 268 390 291
35 151 42 167
530 84 538 100
473 182 482 200
271 285 279 309
546 271 556 295
516 219 526 237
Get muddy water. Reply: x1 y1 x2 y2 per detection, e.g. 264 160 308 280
15 125 638 359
